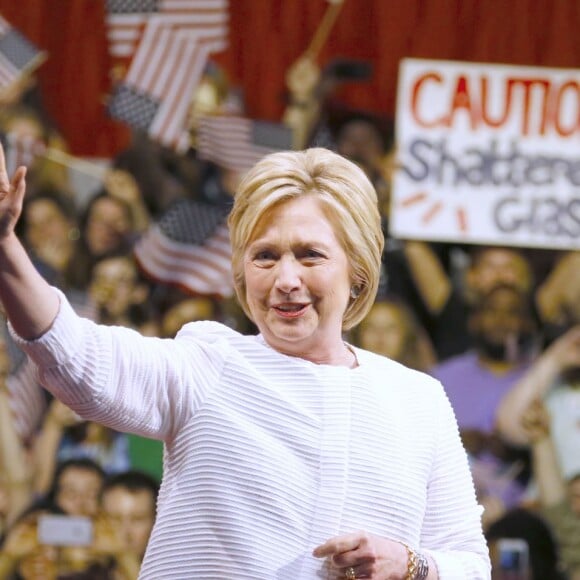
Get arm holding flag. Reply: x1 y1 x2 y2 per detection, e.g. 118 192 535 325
282 0 345 149
282 55 322 150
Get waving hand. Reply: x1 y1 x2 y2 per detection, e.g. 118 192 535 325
0 143 27 238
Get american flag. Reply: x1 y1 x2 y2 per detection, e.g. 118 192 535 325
106 0 228 69
107 1 228 149
109 25 211 150
196 115 294 173
0 14 46 89
105 0 155 67
134 198 234 297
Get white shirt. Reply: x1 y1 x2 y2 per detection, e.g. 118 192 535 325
13 290 490 579
546 382 580 479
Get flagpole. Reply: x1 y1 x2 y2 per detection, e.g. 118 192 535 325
40 148 109 180
304 0 345 60
282 0 346 150
22 51 49 78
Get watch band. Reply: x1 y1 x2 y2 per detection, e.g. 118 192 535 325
404 543 429 580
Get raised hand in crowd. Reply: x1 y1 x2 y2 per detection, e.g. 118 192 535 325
536 251 580 331
520 399 566 506
0 336 33 534
496 325 580 446
521 398 580 579
282 55 322 149
33 400 83 497
33 400 131 499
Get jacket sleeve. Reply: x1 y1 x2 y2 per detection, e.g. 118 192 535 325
420 386 492 579
9 289 227 443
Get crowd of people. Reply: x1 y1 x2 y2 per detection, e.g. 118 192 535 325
0 54 578 580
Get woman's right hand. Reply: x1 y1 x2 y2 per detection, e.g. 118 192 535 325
0 142 27 241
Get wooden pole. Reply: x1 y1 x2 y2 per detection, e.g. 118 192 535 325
40 147 109 180
304 0 345 61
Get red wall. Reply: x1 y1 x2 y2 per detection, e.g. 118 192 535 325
2 1 579 157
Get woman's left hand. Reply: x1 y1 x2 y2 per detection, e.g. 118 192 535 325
313 530 408 579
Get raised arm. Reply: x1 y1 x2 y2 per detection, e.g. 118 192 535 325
521 399 566 507
495 326 580 445
32 400 82 496
0 377 32 527
0 143 59 338
536 251 580 326
282 55 322 150
403 241 452 315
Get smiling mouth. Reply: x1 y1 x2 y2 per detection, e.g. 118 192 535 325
272 303 308 318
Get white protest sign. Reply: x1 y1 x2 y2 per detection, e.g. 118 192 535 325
391 58 580 249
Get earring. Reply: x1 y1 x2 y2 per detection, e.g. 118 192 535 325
350 285 361 299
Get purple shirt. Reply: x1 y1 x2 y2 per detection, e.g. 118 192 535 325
430 351 530 434
431 352 531 508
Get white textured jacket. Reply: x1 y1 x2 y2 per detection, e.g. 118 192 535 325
13 290 490 579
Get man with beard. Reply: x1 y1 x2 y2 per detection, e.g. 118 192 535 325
430 284 540 527
404 244 534 361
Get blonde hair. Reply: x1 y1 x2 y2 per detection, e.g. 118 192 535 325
228 148 384 330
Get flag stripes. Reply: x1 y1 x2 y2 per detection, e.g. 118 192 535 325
135 223 233 297
196 116 294 173
134 199 233 298
0 15 45 89
106 0 228 60
107 1 228 150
